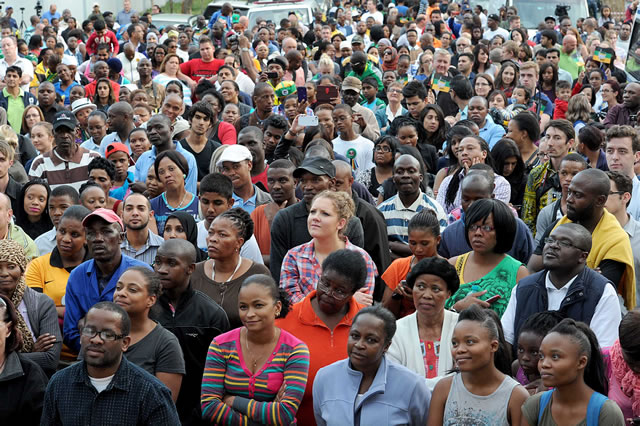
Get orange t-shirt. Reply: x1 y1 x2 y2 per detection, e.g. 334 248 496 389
276 291 364 426
381 256 415 318
250 204 271 255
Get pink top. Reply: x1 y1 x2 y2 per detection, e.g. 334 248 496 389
603 347 635 423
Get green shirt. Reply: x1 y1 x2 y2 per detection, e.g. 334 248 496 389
3 87 24 134
558 50 585 80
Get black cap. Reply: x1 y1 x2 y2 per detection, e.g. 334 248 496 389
488 14 501 22
293 157 336 179
545 16 557 22
52 111 78 131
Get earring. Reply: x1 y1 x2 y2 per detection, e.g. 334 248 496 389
183 174 187 179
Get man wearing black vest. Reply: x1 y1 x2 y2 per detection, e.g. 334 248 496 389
501 223 621 352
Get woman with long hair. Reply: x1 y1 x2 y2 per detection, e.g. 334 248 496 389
356 135 399 199
113 266 185 401
281 191 376 305
153 53 194 106
539 63 558 103
495 61 519 98
474 73 495 99
566 94 592 133
446 199 529 316
491 139 526 213
201 274 309 424
190 208 270 328
388 116 438 174
15 179 52 241
427 305 528 425
151 44 168 75
150 150 199 235
93 78 116 112
420 104 449 152
522 319 624 424
20 105 44 137
472 44 495 76
433 125 475 197
600 80 622 121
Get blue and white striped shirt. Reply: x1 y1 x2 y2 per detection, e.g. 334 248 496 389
378 192 447 244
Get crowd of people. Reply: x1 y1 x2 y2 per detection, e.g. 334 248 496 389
2 0 640 424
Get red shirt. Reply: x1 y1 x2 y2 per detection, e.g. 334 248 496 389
84 79 120 102
86 30 119 55
179 58 225 82
251 164 269 191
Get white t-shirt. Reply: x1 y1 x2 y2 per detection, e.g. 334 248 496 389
361 11 384 24
332 135 375 174
483 27 510 41
196 220 264 264
89 374 115 393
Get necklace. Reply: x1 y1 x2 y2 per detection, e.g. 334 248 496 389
243 328 279 371
165 191 189 210
211 256 243 306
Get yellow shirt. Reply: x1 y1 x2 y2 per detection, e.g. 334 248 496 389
25 251 70 306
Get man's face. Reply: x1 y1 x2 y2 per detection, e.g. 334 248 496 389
190 111 212 136
146 117 172 147
546 51 559 66
519 68 538 91
267 167 295 204
623 83 640 108
48 195 73 228
545 126 571 160
199 41 214 61
108 151 130 180
85 219 123 262
456 38 471 54
54 126 76 152
407 31 417 45
560 19 571 34
357 21 367 35
106 109 127 134
606 137 639 176
405 95 426 119
605 179 629 216
220 81 237 103
458 55 472 73
393 156 422 196
0 38 14 57
80 309 129 371
510 18 521 29
123 194 151 231
433 54 449 75
340 89 359 107
566 173 602 223
542 226 587 270
545 19 556 29
161 97 183 122
238 132 265 166
621 24 632 40
322 27 331 41
563 36 577 54
217 68 234 84
267 63 284 80
94 63 109 79
154 248 192 290
4 71 19 88
254 87 274 114
200 191 232 226
220 160 252 189
334 166 353 193
468 99 488 125
137 59 152 77
299 171 332 205
333 108 353 134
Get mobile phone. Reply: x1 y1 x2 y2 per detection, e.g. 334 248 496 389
485 295 501 304
299 115 318 126
317 85 338 103
297 86 307 103
266 72 279 79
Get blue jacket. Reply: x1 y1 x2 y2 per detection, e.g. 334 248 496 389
63 255 152 352
312 356 431 426
438 216 534 264
134 142 199 195
512 267 609 349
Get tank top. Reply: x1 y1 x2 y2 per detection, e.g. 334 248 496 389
443 373 519 425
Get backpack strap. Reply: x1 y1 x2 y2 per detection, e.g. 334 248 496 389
538 390 555 423
586 392 608 426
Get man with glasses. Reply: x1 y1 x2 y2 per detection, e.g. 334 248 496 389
63 209 152 354
501 222 621 352
43 301 179 424
604 82 640 127
527 168 636 311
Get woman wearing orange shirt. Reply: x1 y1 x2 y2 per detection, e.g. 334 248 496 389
276 249 367 426
381 209 442 319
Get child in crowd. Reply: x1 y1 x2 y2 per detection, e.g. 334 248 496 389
79 181 107 211
553 80 572 119
512 311 564 394
361 76 386 113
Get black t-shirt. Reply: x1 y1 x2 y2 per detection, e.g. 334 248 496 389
178 138 221 181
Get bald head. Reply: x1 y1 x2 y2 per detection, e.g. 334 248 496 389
158 238 196 264
282 37 297 53
461 173 492 195
0 192 10 210
573 168 610 197
394 154 420 169
109 102 134 116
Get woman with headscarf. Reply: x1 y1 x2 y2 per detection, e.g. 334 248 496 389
382 46 398 72
0 239 60 375
163 211 208 262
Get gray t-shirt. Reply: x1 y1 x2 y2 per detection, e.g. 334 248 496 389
124 323 186 376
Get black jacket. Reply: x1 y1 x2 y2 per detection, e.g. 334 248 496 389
0 352 48 425
151 285 230 425
270 200 365 282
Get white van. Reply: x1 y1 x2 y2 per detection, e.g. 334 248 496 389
509 0 589 32
246 0 330 27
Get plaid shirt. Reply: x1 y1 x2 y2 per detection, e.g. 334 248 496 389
522 161 561 235
280 239 377 303
41 357 179 425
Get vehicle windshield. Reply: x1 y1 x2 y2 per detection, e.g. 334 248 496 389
511 1 588 30
249 7 311 28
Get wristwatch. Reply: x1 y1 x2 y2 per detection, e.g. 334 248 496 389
241 47 250 53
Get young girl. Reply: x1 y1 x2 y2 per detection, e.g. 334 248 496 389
30 122 54 155
521 319 624 425
15 179 52 240
129 128 152 162
598 5 613 26
427 305 529 425
93 78 116 112
79 182 107 212
511 311 564 394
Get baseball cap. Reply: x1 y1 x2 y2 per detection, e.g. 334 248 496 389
82 208 124 231
351 35 364 45
53 111 78 131
342 76 362 92
545 16 557 22
216 144 252 167
293 157 336 179
105 142 134 166
340 40 351 50
488 14 501 22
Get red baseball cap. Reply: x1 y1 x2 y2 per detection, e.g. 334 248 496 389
105 142 135 166
82 208 124 231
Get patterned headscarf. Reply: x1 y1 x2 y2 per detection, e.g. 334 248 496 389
0 239 34 352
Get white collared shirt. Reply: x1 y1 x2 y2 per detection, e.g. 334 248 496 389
501 271 621 348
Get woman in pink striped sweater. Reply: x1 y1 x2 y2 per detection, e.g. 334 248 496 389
201 274 310 425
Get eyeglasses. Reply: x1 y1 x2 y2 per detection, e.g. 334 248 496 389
609 191 626 195
544 237 587 251
81 326 125 341
475 82 491 87
388 89 403 94
317 278 350 300
469 224 494 233
374 145 391 152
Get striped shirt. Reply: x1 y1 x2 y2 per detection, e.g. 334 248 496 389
280 239 377 304
201 327 310 425
378 192 447 244
120 231 165 266
28 146 100 191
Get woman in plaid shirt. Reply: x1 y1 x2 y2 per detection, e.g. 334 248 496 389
280 191 377 306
